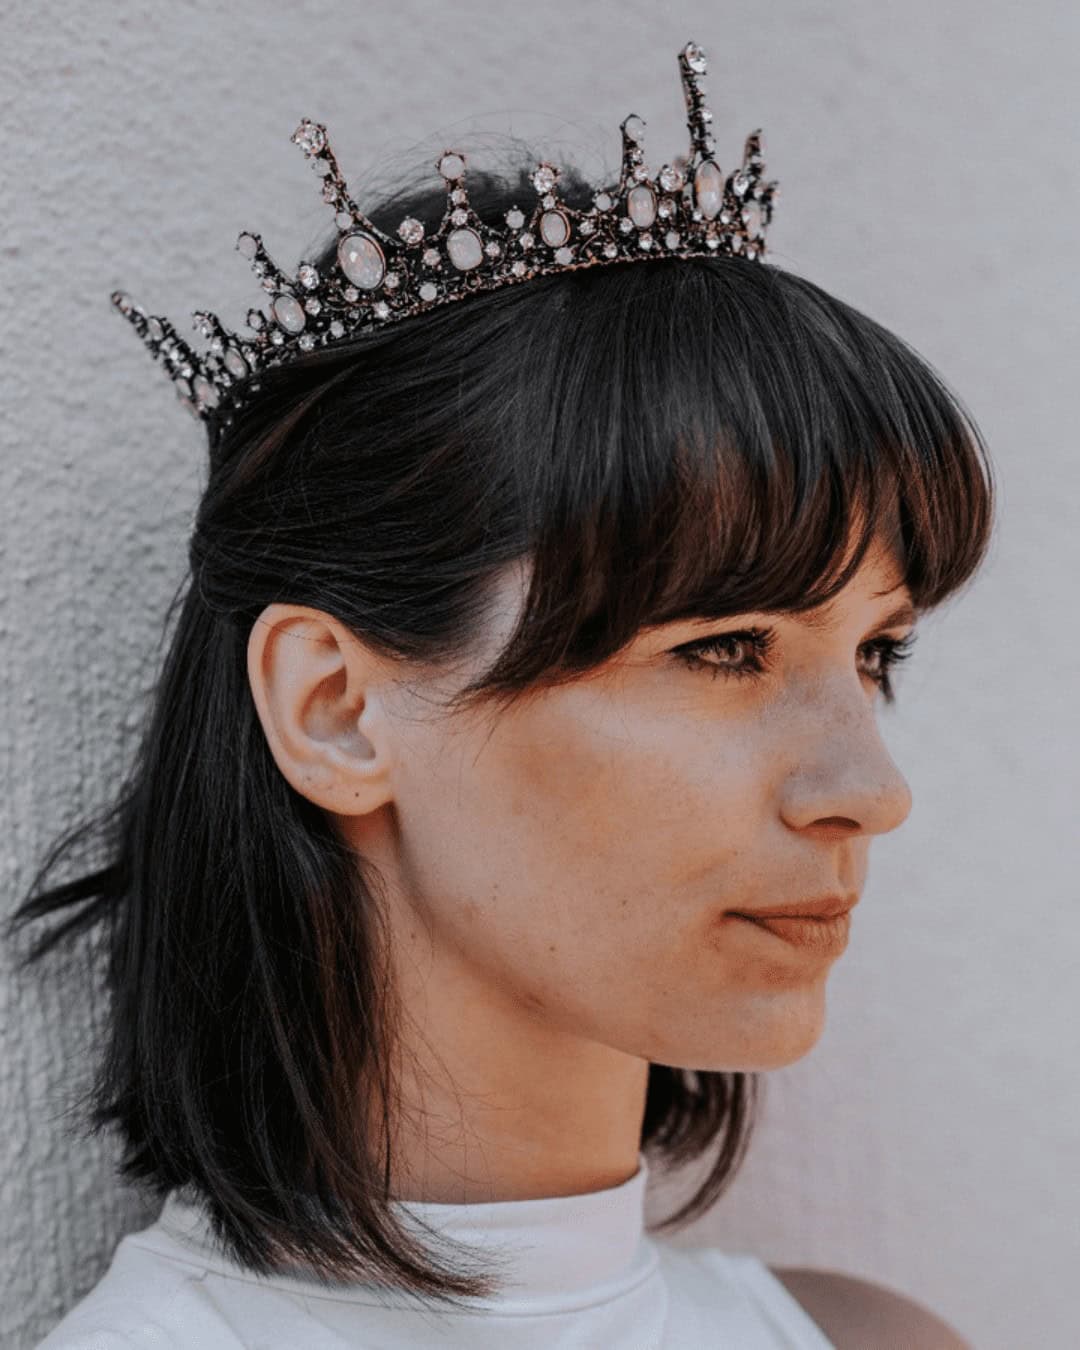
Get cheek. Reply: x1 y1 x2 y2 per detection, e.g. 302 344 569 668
392 692 826 1067
392 673 771 974
451 687 768 946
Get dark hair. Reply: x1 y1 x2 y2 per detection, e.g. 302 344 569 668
7 143 995 1312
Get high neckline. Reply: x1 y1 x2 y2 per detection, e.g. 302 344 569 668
155 1152 656 1309
390 1152 652 1298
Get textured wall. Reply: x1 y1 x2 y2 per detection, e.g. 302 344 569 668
2 2 1077 1347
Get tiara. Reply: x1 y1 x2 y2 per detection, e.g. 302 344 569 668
110 38 779 426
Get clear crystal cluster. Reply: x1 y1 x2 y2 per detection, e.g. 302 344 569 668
111 40 779 425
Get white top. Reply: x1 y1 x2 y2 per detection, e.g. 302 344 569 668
38 1152 836 1348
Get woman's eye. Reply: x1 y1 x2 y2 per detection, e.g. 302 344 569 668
670 627 775 681
670 627 918 704
857 635 918 700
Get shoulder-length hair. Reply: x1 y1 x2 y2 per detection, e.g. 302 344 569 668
7 149 995 1310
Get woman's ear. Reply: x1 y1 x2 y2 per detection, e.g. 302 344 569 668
246 603 395 816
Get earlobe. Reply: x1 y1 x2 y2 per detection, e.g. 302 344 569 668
246 602 395 815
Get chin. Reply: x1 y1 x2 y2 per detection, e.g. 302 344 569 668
693 996 829 1073
749 1035 825 1071
761 1020 828 1069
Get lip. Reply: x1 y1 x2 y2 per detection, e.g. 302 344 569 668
733 912 852 956
732 894 857 920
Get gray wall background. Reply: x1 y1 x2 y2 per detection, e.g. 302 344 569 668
2 1 1076 1347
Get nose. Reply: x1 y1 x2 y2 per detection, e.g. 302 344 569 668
778 679 914 838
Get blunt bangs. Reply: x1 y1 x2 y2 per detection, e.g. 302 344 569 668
444 252 994 711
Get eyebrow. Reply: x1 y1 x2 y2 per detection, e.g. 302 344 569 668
793 598 918 634
656 596 920 642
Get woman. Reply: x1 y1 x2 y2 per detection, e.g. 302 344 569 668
10 41 992 1349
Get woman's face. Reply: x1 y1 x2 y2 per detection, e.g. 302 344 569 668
249 530 916 1197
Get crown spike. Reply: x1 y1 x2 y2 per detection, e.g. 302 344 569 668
237 231 295 295
438 150 495 271
109 293 221 417
618 114 649 193
293 117 390 245
679 40 715 164
112 40 779 426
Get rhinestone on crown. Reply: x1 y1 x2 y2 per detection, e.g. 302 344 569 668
110 39 779 424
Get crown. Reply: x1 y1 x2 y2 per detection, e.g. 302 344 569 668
110 39 779 426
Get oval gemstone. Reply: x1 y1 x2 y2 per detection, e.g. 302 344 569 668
337 233 386 290
446 228 483 270
271 293 306 334
627 186 657 229
539 210 569 247
193 377 219 408
622 115 646 145
439 152 465 181
694 160 724 220
224 348 248 378
742 202 764 238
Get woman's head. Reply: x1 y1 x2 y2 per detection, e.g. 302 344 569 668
9 151 995 1307
249 523 912 1081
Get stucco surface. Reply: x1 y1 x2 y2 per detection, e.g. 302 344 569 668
2 2 1077 1347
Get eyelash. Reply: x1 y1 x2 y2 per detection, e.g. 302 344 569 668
671 625 918 705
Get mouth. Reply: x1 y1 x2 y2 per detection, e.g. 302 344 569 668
730 911 852 956
733 894 857 921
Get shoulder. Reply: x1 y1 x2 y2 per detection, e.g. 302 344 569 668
768 1265 972 1350
35 1230 232 1350
36 1330 143 1350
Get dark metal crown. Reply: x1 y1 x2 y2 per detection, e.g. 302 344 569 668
110 39 779 425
